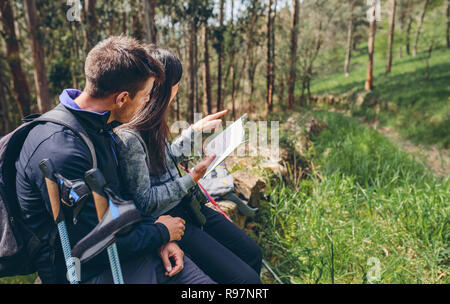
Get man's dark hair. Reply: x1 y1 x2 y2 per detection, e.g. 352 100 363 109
84 35 164 99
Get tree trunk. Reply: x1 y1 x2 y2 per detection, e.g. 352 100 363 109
365 5 377 91
25 0 50 114
287 0 300 109
202 24 212 114
405 0 413 55
143 0 157 44
266 0 275 117
413 0 430 57
0 0 32 117
447 0 449 48
278 74 285 106
344 1 355 77
84 0 98 52
0 70 10 134
176 95 180 121
216 0 224 112
194 25 199 115
132 5 145 41
385 0 396 74
230 0 237 120
188 18 196 122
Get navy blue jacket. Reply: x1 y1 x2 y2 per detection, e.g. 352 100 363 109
15 89 170 283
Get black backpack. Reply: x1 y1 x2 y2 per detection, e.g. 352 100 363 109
0 104 96 278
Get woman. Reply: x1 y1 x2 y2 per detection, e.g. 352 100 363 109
115 47 262 284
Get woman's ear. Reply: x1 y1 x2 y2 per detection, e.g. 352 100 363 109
115 92 129 107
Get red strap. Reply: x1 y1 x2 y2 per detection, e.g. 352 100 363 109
183 168 232 222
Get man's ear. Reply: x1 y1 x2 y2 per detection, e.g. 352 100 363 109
115 92 129 108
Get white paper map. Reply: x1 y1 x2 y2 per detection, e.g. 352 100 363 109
204 114 247 177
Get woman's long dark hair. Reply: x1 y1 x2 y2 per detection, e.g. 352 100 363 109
121 46 182 175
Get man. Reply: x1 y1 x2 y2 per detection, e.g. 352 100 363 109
15 36 214 284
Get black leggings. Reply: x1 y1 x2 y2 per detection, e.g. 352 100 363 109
168 203 262 284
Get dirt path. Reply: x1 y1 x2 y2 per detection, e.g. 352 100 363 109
371 123 450 177
326 108 450 177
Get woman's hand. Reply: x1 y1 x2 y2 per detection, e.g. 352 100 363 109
155 215 186 241
192 110 228 132
190 154 216 183
158 242 184 277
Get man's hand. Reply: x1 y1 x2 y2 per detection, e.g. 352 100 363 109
159 242 184 277
155 215 186 241
192 110 228 132
190 154 216 183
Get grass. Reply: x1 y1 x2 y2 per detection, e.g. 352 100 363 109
257 110 449 284
0 274 37 284
309 44 450 149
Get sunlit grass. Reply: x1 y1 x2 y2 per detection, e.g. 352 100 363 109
0 273 37 284
309 45 450 148
257 111 449 284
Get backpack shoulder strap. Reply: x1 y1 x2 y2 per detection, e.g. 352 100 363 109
33 105 97 168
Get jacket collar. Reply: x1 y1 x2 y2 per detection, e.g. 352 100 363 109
59 89 121 132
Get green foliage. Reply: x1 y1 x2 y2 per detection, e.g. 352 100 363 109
257 111 449 284
0 273 37 284
310 46 450 148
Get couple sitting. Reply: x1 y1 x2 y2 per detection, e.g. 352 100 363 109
15 36 262 284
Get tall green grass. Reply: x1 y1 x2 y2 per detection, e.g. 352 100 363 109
257 111 449 283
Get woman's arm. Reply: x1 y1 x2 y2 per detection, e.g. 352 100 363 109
116 130 196 216
169 126 199 163
170 109 228 163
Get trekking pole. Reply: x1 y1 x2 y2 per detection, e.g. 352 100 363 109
84 168 124 284
39 159 79 284
262 259 283 284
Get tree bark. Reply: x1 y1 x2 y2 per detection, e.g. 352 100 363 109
405 0 413 55
0 0 32 117
202 23 212 114
132 4 145 41
143 0 157 44
413 0 430 57
265 0 276 116
278 74 285 106
344 1 355 77
216 0 224 112
365 4 377 91
0 70 10 134
194 24 199 115
385 0 396 74
24 0 50 114
84 0 98 52
447 0 449 48
188 18 196 122
287 0 300 109
230 0 237 120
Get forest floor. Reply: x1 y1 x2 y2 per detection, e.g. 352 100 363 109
371 124 449 177
256 109 449 284
256 46 449 284
309 46 450 150
326 107 450 177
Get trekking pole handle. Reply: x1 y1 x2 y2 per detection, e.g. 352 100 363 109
84 168 108 221
39 159 64 223
84 168 125 284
